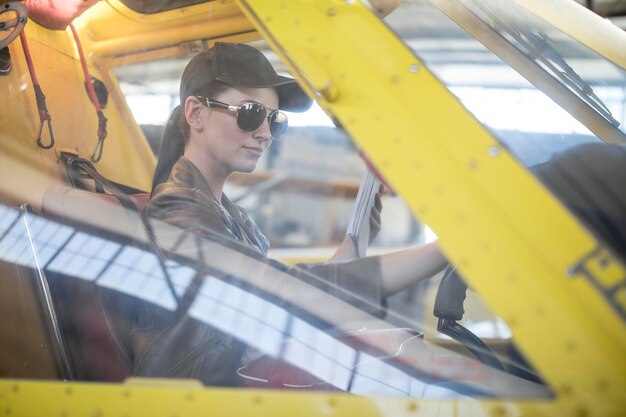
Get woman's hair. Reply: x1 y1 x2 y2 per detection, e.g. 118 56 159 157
178 80 231 143
151 80 231 194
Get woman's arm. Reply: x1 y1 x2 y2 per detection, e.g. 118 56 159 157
378 241 447 296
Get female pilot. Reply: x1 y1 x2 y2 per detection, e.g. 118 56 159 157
140 42 446 386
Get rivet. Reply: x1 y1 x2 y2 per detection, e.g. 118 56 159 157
327 7 337 16
10 385 18 393
91 410 102 417
565 341 577 353
597 379 609 391
252 395 262 404
407 401 418 411
4 406 11 415
327 398 337 408
574 406 589 417
185 392 195 401
409 64 419 73
391 75 400 84
492 405 507 417
488 146 500 157
560 384 573 396
565 266 578 277
468 159 478 170
22 362 28 368
121 390 131 398
65 387 73 395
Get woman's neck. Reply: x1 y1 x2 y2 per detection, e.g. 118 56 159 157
183 150 229 201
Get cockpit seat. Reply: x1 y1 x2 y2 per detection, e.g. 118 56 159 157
42 186 149 238
39 186 151 381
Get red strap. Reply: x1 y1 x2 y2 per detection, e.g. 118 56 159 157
70 23 108 162
19 30 55 149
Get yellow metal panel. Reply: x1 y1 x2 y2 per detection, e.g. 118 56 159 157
0 378 560 417
0 22 154 209
234 0 626 414
74 0 255 60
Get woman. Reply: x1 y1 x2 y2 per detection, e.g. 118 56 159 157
139 42 446 386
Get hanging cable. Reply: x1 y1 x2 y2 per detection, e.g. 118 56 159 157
70 23 108 163
19 30 55 149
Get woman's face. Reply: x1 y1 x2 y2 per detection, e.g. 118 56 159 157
193 86 279 177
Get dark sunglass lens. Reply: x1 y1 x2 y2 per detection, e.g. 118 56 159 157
237 103 266 131
269 111 288 138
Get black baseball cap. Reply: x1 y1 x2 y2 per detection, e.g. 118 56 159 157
180 42 312 112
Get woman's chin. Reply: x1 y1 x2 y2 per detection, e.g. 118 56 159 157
235 162 258 174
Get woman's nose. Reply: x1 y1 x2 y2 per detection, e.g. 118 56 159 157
253 117 273 141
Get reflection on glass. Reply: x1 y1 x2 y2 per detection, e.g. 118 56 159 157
386 0 626 165
0 203 553 399
466 0 620 127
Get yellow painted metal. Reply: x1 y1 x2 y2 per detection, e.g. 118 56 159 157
234 0 626 415
0 378 558 417
74 0 255 60
0 22 155 211
513 0 626 70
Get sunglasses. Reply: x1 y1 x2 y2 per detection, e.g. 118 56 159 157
196 96 289 139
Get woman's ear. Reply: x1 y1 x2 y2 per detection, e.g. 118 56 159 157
184 96 204 132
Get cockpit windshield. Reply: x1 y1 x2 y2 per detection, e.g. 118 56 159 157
1 0 624 412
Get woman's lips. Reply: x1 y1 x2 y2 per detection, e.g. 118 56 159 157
243 146 263 157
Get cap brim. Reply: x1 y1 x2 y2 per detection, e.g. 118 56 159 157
218 73 313 113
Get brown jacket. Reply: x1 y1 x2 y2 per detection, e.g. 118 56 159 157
127 157 384 386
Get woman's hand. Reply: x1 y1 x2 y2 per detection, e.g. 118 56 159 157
329 185 384 262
